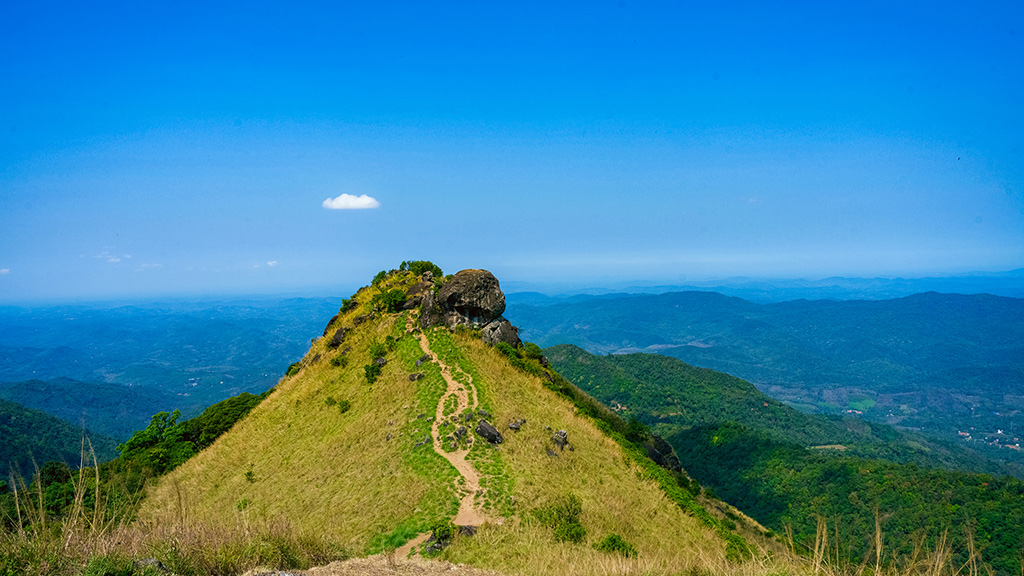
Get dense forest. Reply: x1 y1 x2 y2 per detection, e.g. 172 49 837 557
673 423 1024 575
546 344 1024 574
0 398 117 480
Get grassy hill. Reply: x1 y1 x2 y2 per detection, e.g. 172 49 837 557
137 270 773 576
0 398 118 479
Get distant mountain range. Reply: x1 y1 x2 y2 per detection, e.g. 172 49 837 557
506 268 1024 303
509 291 1024 468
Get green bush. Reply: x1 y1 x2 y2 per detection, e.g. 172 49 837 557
325 396 337 406
593 533 637 557
330 356 348 368
372 270 387 286
340 297 358 314
337 400 351 414
535 494 587 543
285 362 301 376
364 363 382 384
522 342 544 360
400 260 443 277
430 519 456 543
371 288 407 313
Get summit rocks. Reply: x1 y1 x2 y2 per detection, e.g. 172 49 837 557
419 269 521 347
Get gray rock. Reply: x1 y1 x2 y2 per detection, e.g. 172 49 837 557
402 281 434 310
416 354 431 366
458 525 477 536
374 357 387 366
481 318 522 347
552 430 569 450
386 433 392 441
476 419 504 444
454 426 467 439
353 314 369 325
437 269 505 321
417 413 425 419
409 372 425 381
546 448 559 458
422 271 434 282
133 558 169 573
508 418 526 432
464 412 474 422
477 409 491 418
328 327 348 349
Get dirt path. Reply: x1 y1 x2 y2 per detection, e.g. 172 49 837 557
416 332 488 528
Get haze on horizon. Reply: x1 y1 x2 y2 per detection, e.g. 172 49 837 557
1 2 1022 303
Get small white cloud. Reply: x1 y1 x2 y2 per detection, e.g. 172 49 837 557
0 268 9 275
267 260 279 267
322 193 380 210
107 257 121 263
136 263 162 271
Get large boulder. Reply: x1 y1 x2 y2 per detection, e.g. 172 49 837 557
475 419 504 444
419 269 522 347
436 269 505 323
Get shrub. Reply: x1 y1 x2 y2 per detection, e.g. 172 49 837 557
364 363 382 384
325 396 337 406
430 519 456 544
535 494 587 543
330 356 348 368
285 362 301 376
522 342 544 360
340 297 358 314
368 341 388 359
371 289 407 313
400 260 443 277
337 400 351 414
593 533 637 557
372 270 387 286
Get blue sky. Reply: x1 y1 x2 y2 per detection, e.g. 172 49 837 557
1 1 1022 301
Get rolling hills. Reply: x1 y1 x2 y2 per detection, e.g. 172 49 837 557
509 290 1024 465
545 345 1024 575
0 397 117 479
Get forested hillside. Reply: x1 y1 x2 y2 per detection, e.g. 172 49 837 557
513 291 1024 465
0 398 117 479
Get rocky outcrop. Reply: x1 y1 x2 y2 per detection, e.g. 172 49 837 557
328 327 347 349
420 269 521 347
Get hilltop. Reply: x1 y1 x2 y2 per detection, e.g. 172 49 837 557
137 264 778 576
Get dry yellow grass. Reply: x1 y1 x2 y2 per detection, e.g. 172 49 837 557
140 274 798 575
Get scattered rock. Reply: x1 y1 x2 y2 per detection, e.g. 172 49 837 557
353 314 369 325
546 448 559 458
476 420 504 444
427 416 434 422
328 327 348 349
133 558 169 573
454 426 467 439
322 314 339 337
449 441 457 450
374 357 387 366
417 413 426 419
464 412 474 423
414 441 426 448
409 372 425 381
508 418 526 432
386 433 392 441
477 409 491 418
416 354 431 366
458 525 477 536
422 271 434 282
545 425 552 431
552 430 569 450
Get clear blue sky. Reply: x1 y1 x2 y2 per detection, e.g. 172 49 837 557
2 1 1022 301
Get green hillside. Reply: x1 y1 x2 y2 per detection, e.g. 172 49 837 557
0 398 118 479
510 291 1024 465
0 377 178 441
137 268 777 576
545 345 1024 575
